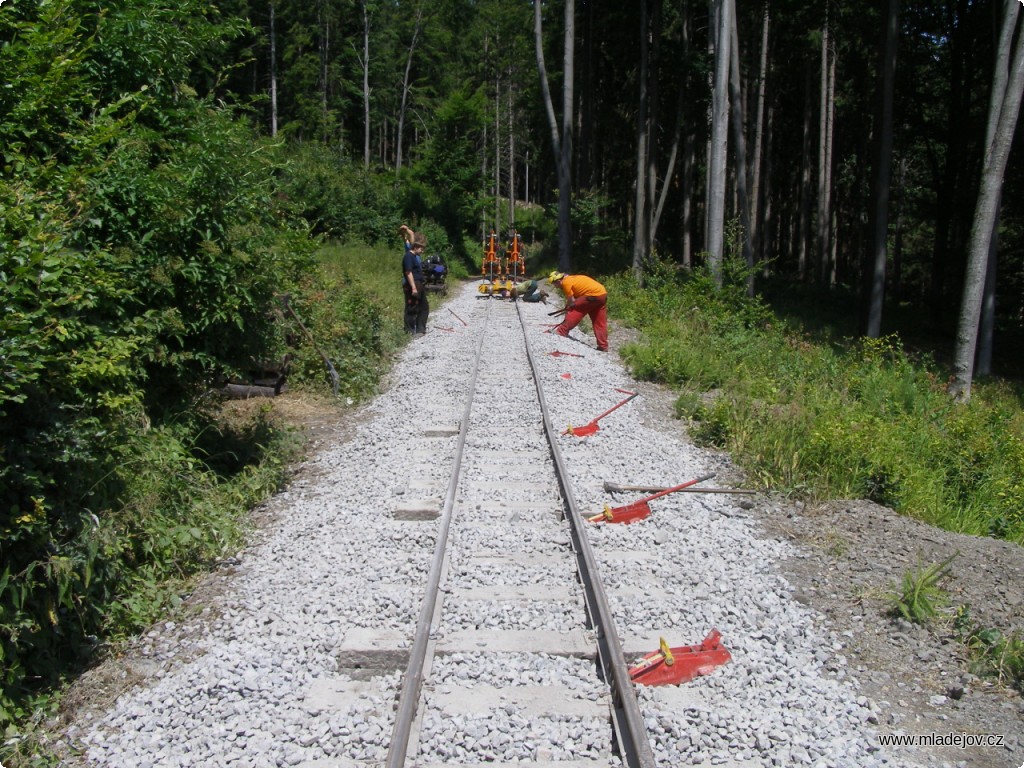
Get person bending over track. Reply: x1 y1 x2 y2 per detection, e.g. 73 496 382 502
548 271 608 351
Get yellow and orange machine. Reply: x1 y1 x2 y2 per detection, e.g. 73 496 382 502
478 229 525 298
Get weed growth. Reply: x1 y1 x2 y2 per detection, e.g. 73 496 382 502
886 552 959 624
954 606 1024 692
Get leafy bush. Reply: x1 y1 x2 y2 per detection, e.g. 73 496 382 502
275 142 406 244
0 0 316 723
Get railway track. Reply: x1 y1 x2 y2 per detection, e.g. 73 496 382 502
66 281 922 768
372 297 654 767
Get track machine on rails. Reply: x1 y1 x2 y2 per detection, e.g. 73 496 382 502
477 229 526 299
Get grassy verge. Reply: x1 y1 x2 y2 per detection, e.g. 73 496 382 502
606 260 1024 544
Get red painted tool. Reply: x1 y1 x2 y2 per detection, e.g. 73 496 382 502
628 630 731 686
563 389 638 437
587 473 716 523
549 350 584 358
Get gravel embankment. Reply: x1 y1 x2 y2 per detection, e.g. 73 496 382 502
56 281 945 767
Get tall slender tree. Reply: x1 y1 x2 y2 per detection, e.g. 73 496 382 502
707 0 732 286
950 2 1024 401
395 3 423 174
728 0 753 293
862 0 901 338
534 0 575 270
749 0 770 266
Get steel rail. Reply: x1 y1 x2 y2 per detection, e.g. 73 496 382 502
385 302 492 768
516 303 658 768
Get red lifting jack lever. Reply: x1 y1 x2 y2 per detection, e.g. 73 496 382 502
628 630 731 686
588 473 716 524
563 389 638 437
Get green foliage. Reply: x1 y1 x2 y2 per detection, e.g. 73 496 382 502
886 553 958 624
275 142 406 244
609 260 1024 543
283 271 401 402
0 0 316 726
410 86 487 254
954 607 1024 692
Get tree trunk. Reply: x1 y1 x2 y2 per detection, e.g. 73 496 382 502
824 49 836 285
361 1 371 169
762 100 775 277
396 5 423 174
534 0 575 270
682 126 695 268
508 78 516 226
728 0 754 294
269 2 278 138
559 0 575 271
645 0 663 258
862 0 900 338
798 66 812 280
750 0 770 266
816 6 832 286
704 0 716 252
950 3 1023 401
707 0 732 287
319 2 329 142
495 75 501 232
977 1 1015 377
892 157 906 299
632 0 650 278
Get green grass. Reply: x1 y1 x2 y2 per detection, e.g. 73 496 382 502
607 260 1024 544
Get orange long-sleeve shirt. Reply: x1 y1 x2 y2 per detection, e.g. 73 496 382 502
557 274 607 300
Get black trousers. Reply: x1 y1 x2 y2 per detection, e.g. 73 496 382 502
404 280 429 333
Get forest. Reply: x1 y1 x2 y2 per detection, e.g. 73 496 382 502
2 0 1023 741
219 0 1024 386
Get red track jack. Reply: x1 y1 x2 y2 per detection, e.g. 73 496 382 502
587 473 715 524
563 389 637 437
628 630 731 686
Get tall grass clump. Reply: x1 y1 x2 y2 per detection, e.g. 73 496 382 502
607 258 1024 544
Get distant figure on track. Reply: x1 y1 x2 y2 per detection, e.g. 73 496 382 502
399 224 429 335
548 271 609 351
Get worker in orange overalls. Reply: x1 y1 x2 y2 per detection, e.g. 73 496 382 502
548 271 609 351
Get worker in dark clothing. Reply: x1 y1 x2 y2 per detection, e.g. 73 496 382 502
399 224 429 334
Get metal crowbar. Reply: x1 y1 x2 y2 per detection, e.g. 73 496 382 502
562 389 638 437
603 480 754 495
587 473 716 524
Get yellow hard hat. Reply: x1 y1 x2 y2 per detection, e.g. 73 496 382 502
548 271 566 282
